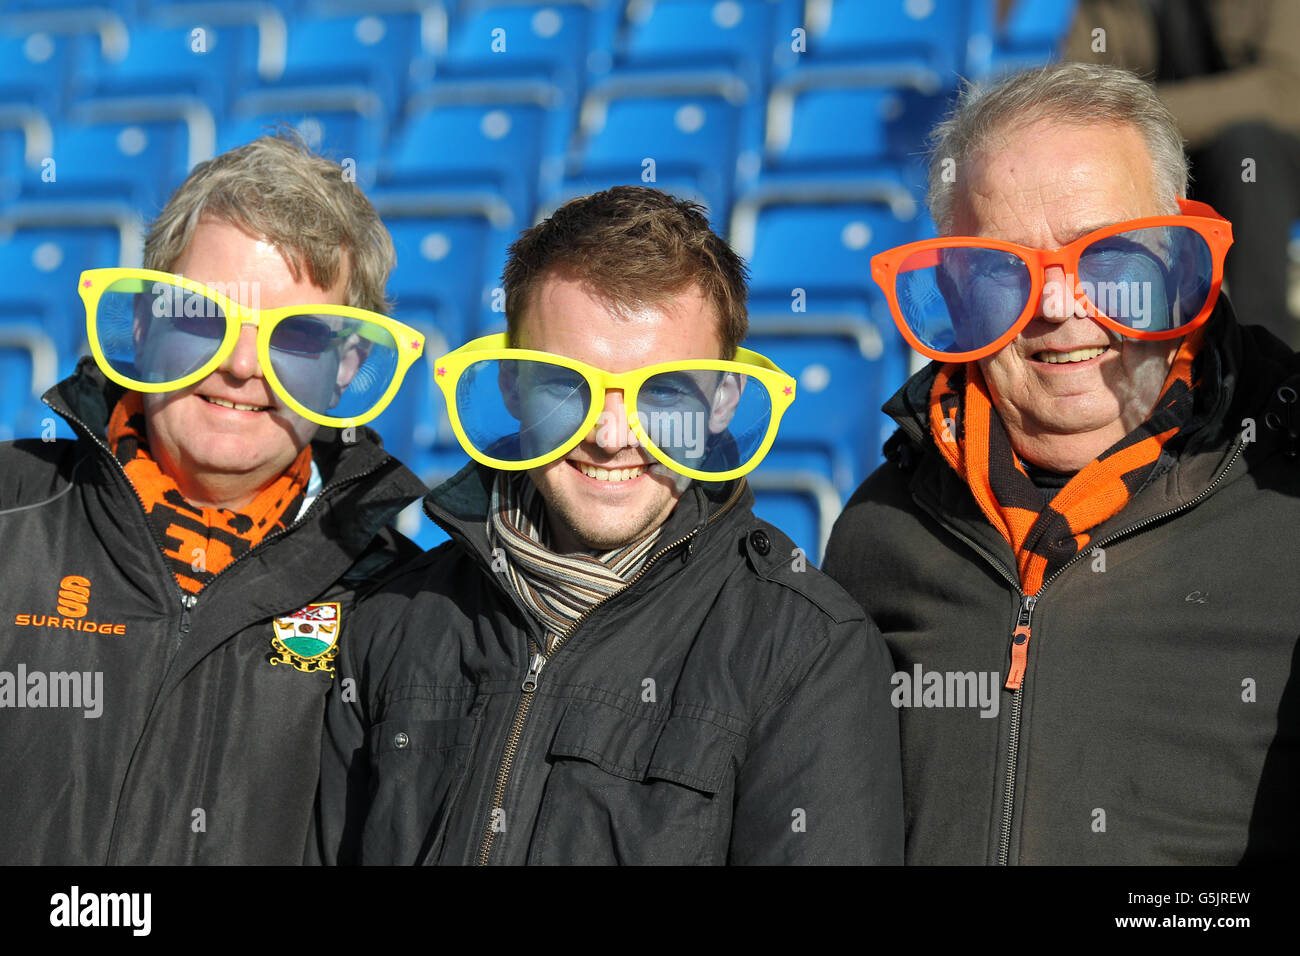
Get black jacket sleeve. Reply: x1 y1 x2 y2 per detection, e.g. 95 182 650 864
727 615 904 864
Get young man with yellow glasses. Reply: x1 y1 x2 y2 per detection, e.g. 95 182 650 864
311 186 903 865
0 135 427 864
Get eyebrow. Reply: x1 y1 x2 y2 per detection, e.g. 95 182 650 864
1059 222 1117 244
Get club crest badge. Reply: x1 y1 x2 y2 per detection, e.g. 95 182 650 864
269 602 340 676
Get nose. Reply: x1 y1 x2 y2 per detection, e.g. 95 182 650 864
220 324 262 379
587 387 635 453
1038 263 1089 323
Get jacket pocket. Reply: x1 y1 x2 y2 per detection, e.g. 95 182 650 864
362 715 478 864
528 698 742 865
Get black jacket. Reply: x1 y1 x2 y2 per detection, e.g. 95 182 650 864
0 358 426 864
311 464 905 865
822 305 1300 864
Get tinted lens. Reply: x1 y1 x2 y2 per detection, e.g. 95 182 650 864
894 246 1032 354
1079 226 1213 331
638 368 772 474
93 278 227 385
454 358 591 462
269 314 401 420
270 315 335 354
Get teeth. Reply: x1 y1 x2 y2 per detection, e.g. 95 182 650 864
1036 347 1108 364
204 396 268 411
577 463 645 482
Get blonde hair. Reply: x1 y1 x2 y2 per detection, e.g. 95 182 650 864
144 132 395 313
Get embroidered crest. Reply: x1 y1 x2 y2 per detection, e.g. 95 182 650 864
269 602 340 676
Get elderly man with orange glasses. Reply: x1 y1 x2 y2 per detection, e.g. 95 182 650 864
310 186 904 866
0 134 427 864
823 62 1300 865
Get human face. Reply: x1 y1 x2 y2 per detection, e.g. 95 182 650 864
141 219 355 510
954 119 1180 472
516 275 726 554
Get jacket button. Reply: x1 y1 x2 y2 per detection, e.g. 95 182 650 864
749 529 771 556
393 732 409 749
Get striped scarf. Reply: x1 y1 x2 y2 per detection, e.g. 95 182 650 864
488 471 662 652
928 329 1203 598
108 392 312 594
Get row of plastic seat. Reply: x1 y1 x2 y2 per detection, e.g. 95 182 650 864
3 0 1001 116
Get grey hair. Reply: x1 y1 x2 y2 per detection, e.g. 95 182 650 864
927 62 1188 232
144 131 395 314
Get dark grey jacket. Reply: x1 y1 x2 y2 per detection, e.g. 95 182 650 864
0 359 426 864
822 305 1300 864
311 465 904 865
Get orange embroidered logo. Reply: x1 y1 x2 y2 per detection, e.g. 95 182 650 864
56 576 91 618
14 574 125 635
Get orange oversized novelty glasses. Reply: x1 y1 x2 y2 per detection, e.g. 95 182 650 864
871 198 1234 362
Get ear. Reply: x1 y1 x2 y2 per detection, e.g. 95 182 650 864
708 371 745 434
498 361 522 420
329 335 372 408
132 293 153 350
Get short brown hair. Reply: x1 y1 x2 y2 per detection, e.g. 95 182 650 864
503 186 748 356
143 132 395 313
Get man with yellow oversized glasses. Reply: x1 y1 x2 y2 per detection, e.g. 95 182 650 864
311 186 903 866
0 134 426 864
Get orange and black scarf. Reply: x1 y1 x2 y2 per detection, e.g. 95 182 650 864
928 330 1204 599
108 392 312 594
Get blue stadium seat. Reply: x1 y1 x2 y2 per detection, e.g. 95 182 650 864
780 0 976 88
265 12 424 118
71 21 257 113
384 213 511 348
570 89 743 224
433 2 593 95
383 95 553 227
0 227 120 357
0 28 73 113
746 330 899 493
739 195 916 310
750 442 850 559
764 82 949 171
22 118 191 215
614 0 775 89
0 324 63 442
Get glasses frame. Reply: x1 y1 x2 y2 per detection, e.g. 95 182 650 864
80 267 425 428
871 198 1235 363
431 333 798 482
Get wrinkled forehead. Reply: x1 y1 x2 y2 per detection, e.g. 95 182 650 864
948 119 1164 245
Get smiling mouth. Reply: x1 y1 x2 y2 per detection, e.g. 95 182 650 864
570 460 646 482
200 395 272 412
1032 346 1110 364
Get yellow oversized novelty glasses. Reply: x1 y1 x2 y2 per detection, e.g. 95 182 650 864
432 333 797 482
80 267 425 428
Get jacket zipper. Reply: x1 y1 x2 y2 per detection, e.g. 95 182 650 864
907 437 1245 865
473 481 746 866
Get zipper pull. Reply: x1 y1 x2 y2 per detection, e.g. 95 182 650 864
176 593 196 645
522 651 547 693
1005 594 1036 690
